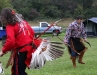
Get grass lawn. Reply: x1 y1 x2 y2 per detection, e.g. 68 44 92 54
0 32 97 75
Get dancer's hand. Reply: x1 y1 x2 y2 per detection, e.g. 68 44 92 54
0 51 4 57
64 42 68 45
84 38 87 42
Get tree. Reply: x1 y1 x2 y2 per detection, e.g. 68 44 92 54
9 0 97 20
0 0 12 13
84 9 97 19
74 5 84 18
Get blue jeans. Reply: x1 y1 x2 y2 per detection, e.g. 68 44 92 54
70 49 78 56
68 39 78 57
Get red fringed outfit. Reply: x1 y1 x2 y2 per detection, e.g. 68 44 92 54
2 20 42 75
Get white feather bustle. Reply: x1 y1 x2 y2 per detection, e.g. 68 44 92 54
29 38 64 69
0 62 4 74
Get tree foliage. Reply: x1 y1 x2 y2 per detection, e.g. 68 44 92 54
0 0 97 20
0 0 12 13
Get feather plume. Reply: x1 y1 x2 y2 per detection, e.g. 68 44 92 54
29 38 64 69
50 42 63 44
50 44 65 49
0 62 4 74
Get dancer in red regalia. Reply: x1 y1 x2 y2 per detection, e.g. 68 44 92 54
0 7 64 75
0 8 42 75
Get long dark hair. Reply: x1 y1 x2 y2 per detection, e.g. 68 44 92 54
1 8 18 26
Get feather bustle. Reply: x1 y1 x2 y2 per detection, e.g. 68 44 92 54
30 38 64 69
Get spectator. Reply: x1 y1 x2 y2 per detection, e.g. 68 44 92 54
64 15 88 67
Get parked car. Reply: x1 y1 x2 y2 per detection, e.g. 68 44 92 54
0 21 6 40
0 22 62 40
31 22 62 36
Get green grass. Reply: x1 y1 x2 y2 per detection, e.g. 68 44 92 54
0 33 97 75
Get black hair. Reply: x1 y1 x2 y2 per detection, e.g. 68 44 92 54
0 8 17 25
76 15 83 20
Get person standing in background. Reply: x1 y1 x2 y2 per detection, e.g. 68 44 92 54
64 15 88 68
